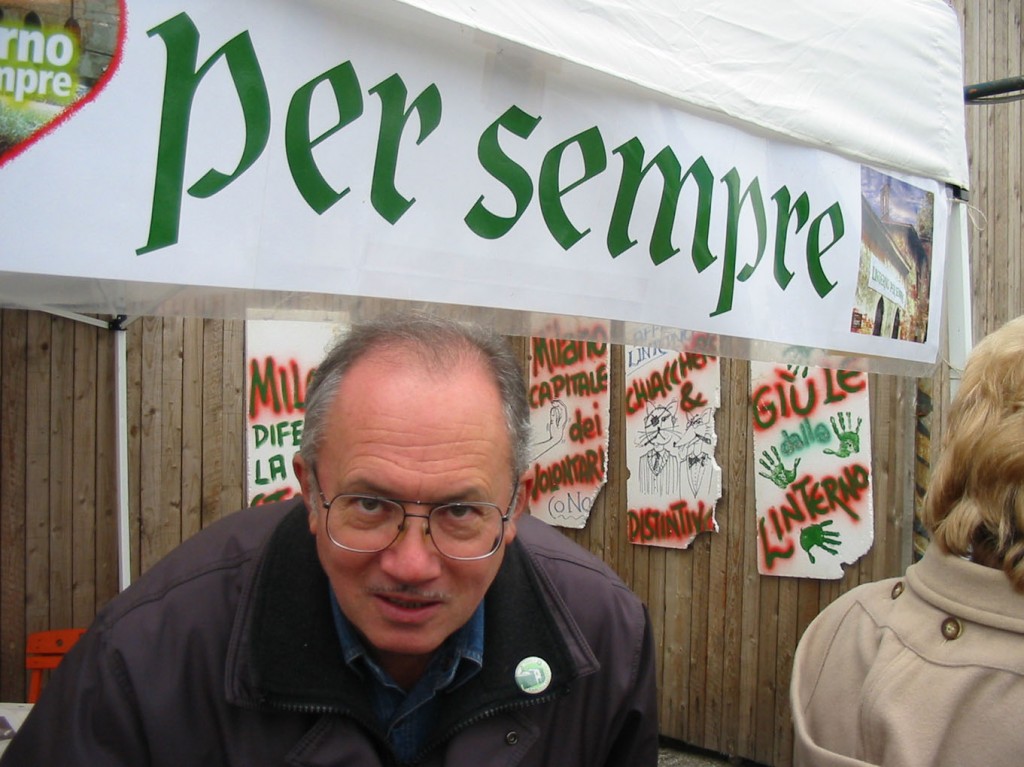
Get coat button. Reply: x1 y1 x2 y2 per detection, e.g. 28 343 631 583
890 582 904 599
941 617 963 640
505 731 519 746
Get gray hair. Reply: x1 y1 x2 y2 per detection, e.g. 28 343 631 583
299 312 531 489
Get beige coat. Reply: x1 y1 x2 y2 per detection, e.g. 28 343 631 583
791 545 1024 767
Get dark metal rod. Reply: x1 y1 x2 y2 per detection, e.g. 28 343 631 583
965 76 1024 102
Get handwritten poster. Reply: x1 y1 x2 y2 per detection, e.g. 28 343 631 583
245 320 340 506
525 333 610 528
751 363 874 578
626 348 721 548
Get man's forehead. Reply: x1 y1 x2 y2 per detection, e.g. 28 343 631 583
328 350 504 424
317 350 512 466
344 347 497 394
352 340 476 373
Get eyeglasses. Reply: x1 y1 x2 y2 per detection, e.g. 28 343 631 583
317 488 517 561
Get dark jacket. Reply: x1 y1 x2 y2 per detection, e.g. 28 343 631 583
3 500 658 766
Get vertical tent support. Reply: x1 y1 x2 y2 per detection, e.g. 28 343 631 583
31 309 135 591
109 315 132 591
946 192 974 399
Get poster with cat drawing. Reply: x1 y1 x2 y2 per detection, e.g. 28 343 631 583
625 348 721 548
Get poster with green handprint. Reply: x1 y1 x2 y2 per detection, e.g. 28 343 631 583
751 361 873 578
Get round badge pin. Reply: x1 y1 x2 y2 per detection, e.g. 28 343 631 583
514 656 552 695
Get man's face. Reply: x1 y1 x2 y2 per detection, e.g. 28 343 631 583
295 350 524 685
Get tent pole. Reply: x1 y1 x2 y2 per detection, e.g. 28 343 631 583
33 306 109 330
111 316 132 591
945 195 973 400
28 307 136 590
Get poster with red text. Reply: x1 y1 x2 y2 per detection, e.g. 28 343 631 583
246 320 341 506
525 334 610 528
751 362 873 578
626 348 721 548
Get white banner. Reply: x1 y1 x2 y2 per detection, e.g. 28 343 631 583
0 1 949 373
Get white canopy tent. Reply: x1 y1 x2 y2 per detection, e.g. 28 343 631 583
0 0 970 587
398 0 968 186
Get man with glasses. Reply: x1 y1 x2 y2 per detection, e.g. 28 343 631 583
3 312 658 767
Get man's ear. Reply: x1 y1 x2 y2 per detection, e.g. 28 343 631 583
503 481 529 544
293 454 318 534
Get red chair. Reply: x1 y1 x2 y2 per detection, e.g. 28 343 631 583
25 628 86 703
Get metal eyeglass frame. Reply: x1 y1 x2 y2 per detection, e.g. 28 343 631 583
315 477 520 561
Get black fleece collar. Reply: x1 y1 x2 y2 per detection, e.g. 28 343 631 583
244 503 583 742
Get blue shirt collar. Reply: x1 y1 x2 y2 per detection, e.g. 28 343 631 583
328 588 485 762
329 591 484 685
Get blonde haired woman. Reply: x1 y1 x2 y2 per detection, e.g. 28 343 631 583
791 315 1024 767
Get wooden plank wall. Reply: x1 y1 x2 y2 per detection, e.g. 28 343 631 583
959 0 1024 340
0 2 1019 764
0 312 917 766
128 317 246 576
558 363 917 766
0 315 246 703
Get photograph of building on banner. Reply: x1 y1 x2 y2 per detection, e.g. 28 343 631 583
751 362 873 579
850 166 936 343
0 1 123 162
245 320 341 506
525 334 610 528
625 347 721 549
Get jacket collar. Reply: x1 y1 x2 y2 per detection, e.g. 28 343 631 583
228 502 591 744
908 544 1024 634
